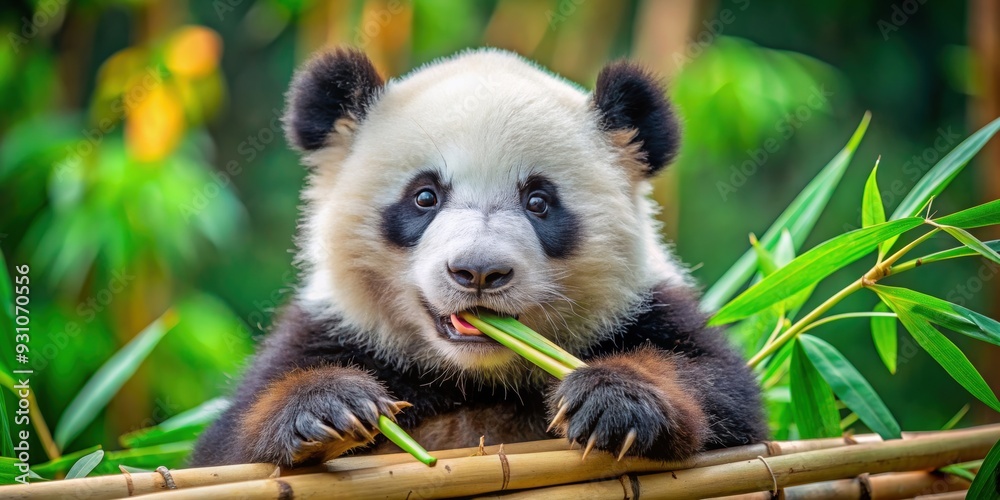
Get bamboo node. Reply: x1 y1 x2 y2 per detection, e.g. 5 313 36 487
857 472 873 500
119 465 135 496
498 444 511 490
843 431 858 445
765 440 782 457
156 466 177 490
756 455 777 495
617 473 640 500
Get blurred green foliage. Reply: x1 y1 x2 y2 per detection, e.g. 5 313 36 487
0 0 996 477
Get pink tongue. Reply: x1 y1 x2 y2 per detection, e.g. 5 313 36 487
450 314 483 335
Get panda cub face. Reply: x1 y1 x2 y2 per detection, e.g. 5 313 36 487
287 48 684 378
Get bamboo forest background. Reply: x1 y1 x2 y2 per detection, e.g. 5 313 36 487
1 0 999 470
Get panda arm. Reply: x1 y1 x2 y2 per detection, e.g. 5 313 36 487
550 284 768 461
190 303 402 467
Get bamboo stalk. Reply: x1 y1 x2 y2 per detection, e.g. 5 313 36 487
913 492 969 500
489 425 999 500
0 463 279 500
0 428 967 500
707 470 970 500
306 437 574 472
133 426 999 500
135 447 774 500
288 433 881 475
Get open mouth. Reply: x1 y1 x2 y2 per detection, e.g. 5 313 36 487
430 307 518 344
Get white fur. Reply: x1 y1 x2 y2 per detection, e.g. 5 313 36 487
295 49 689 383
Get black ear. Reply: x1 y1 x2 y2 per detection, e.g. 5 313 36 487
284 48 384 151
593 61 680 176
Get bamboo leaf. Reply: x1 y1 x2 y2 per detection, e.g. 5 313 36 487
701 113 871 312
941 463 977 482
0 392 12 458
935 199 1000 229
760 340 794 389
941 404 969 430
862 161 886 229
871 302 897 374
969 436 1000 499
54 309 179 449
789 340 841 439
750 235 778 276
92 442 194 476
938 225 1000 265
65 449 104 479
890 116 1000 222
862 160 888 259
799 335 901 439
904 239 1000 266
773 229 796 268
119 398 230 449
869 285 1000 347
0 248 12 319
710 217 923 325
876 292 1000 412
32 446 101 477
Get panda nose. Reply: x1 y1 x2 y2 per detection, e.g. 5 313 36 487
447 261 514 291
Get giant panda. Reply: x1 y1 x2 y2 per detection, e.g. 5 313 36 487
191 47 767 468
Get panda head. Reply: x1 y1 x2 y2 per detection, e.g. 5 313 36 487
287 48 686 379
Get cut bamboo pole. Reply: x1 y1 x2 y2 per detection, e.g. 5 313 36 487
316 433 881 474
914 492 969 500
0 434 872 499
296 437 574 473
0 463 279 500
133 425 1000 500
707 470 970 500
491 425 999 500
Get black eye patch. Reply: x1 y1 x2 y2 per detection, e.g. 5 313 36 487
381 172 448 248
520 176 580 258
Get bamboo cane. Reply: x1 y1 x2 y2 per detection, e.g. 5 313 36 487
0 463 279 500
705 470 970 500
488 425 999 500
0 435 863 500
913 492 969 500
316 433 882 474
131 425 1000 500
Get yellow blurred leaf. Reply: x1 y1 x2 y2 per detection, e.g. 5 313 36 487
125 85 185 162
165 26 222 78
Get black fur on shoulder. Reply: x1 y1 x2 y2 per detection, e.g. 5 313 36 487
593 61 680 176
284 47 384 151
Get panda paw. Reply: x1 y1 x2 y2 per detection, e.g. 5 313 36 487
546 353 707 462
241 367 404 466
